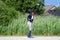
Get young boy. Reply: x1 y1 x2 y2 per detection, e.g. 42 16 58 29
27 9 34 38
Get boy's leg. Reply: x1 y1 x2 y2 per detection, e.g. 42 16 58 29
28 31 31 37
27 21 32 37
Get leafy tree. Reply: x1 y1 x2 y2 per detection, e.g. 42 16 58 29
1 0 44 15
0 1 19 26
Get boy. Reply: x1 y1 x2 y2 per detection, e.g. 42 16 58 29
27 9 34 38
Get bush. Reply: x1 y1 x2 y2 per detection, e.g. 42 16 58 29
0 14 60 36
20 0 44 15
0 1 19 26
34 6 44 15
1 0 44 15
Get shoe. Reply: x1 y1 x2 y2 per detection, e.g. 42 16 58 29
28 35 33 38
27 34 33 38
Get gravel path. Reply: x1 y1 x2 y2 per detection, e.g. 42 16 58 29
0 36 60 40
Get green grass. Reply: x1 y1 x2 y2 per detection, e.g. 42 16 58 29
0 14 60 36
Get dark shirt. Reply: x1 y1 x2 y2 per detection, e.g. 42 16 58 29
27 14 33 22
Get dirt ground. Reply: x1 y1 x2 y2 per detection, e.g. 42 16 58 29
0 36 60 40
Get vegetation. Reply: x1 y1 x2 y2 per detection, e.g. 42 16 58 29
1 0 44 14
0 0 60 36
0 14 60 36
0 1 19 26
54 6 60 10
0 0 44 26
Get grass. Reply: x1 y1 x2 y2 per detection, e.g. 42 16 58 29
0 14 60 36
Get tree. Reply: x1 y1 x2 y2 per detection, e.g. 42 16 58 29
0 1 19 26
1 0 44 15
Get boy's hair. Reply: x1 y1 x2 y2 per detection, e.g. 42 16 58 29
27 9 33 13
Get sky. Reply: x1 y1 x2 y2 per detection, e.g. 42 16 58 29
45 0 60 6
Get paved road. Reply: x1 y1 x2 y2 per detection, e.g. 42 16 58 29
0 36 60 40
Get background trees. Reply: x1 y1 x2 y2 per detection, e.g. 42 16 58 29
1 0 44 14
0 1 19 26
0 0 44 25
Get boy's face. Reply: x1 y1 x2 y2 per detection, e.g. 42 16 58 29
29 12 34 16
31 12 34 16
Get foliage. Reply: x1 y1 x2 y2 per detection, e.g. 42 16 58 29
0 1 19 26
0 0 60 36
1 0 44 15
0 14 60 36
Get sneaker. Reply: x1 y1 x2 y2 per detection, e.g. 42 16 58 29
27 34 33 38
28 36 33 38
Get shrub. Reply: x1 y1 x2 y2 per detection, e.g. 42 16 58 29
0 1 19 26
1 0 44 15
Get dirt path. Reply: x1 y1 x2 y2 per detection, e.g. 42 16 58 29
0 36 60 40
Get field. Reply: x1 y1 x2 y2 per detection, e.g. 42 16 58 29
0 14 60 36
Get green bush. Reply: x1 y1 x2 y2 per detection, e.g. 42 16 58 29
0 1 19 26
20 0 44 15
1 0 44 15
0 14 60 36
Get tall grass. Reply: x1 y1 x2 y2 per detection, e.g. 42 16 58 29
32 15 60 36
0 14 60 36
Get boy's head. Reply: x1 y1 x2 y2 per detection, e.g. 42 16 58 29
27 9 33 13
27 9 34 15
